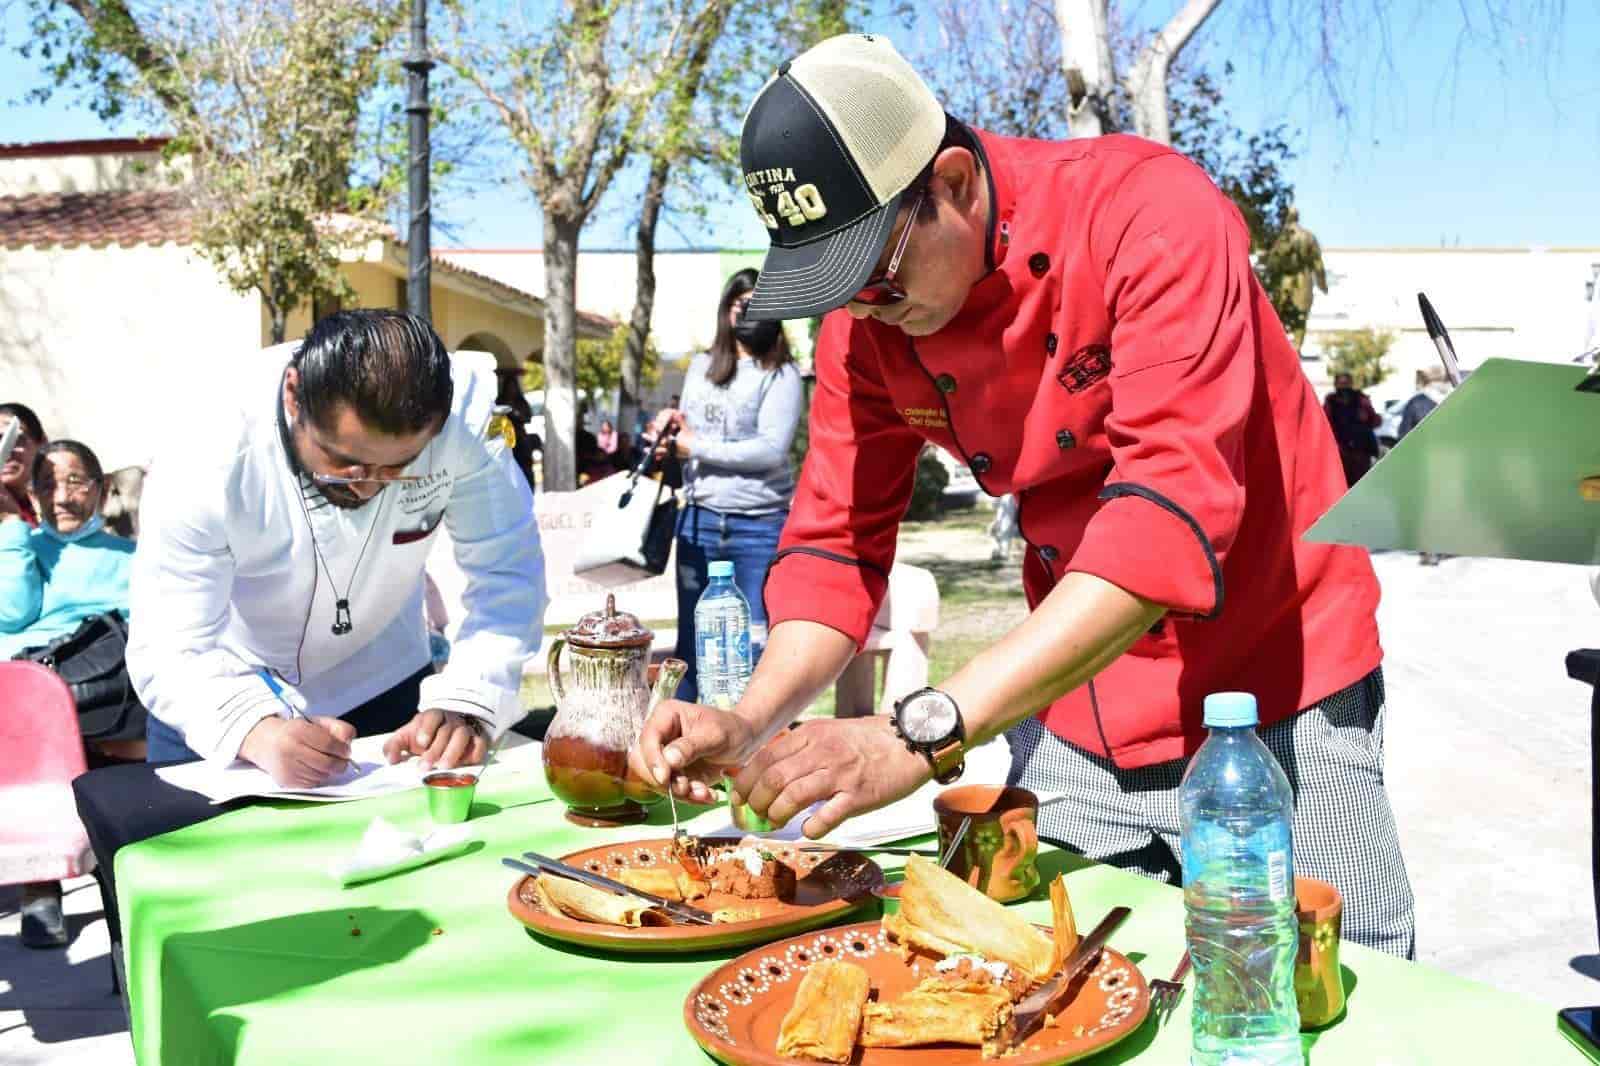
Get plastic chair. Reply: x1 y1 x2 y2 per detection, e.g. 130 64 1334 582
0 661 95 886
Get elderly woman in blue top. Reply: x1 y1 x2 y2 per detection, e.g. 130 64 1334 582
0 439 134 949
652 268 804 702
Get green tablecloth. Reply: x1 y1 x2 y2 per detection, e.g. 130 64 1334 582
118 746 1579 1065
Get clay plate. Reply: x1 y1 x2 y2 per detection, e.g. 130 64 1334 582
507 838 884 953
684 920 1149 1066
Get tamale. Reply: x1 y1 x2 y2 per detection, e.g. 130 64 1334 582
882 855 1057 982
775 958 870 1063
616 866 709 902
1048 874 1079 971
533 874 672 927
861 977 1014 1048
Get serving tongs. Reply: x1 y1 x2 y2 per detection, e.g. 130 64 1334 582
504 852 716 925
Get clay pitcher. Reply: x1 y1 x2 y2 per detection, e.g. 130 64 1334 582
543 594 686 826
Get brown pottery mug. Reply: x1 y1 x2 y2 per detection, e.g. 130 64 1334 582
1295 875 1346 1029
933 785 1040 903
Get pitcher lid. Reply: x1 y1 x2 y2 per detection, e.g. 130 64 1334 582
567 593 654 649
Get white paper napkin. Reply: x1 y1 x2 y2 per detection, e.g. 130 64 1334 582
680 735 1015 847
328 817 475 886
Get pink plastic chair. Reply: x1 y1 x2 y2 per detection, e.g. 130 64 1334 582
0 661 95 884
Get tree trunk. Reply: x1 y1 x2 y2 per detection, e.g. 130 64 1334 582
620 154 669 437
265 293 287 345
541 208 582 492
1054 0 1115 137
1124 0 1222 145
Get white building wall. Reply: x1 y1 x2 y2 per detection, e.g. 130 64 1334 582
0 148 185 197
1304 247 1600 405
439 249 754 357
0 242 260 469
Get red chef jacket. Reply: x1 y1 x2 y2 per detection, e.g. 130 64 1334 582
763 128 1382 769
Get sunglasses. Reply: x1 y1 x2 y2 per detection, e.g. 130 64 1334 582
849 191 924 307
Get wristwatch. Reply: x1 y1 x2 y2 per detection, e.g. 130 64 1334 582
891 687 967 785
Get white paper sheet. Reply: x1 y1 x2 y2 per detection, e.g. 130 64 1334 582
680 735 1015 846
155 734 454 804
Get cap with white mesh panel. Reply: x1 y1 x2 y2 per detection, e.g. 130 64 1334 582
738 34 945 321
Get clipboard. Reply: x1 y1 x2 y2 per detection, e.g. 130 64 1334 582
1304 356 1600 565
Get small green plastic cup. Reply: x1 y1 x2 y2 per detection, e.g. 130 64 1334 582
423 771 478 824
724 774 775 833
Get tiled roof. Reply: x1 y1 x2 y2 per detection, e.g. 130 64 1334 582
0 190 191 249
0 137 172 159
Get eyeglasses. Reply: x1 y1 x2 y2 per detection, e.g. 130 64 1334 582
39 475 96 496
849 191 924 307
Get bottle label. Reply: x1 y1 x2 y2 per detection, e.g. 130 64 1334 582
1267 849 1290 902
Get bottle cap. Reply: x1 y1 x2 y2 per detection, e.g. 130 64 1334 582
708 561 734 579
1203 691 1258 728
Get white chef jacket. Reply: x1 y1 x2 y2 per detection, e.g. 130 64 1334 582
127 343 546 761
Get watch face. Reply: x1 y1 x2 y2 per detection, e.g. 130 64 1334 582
901 692 957 744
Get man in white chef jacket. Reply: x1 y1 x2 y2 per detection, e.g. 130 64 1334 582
128 309 546 786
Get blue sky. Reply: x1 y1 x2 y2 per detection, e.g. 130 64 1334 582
3 2 1596 252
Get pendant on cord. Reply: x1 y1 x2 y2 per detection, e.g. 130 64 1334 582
332 599 353 636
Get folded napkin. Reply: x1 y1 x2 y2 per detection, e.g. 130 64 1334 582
680 736 1015 847
329 817 475 887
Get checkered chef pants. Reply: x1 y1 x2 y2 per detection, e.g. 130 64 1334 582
1006 669 1416 959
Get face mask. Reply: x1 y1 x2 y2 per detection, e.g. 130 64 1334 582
732 314 782 353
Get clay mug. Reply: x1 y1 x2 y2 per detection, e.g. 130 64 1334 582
933 785 1041 903
1295 875 1346 1029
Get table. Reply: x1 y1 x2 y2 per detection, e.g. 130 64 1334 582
115 743 1580 1065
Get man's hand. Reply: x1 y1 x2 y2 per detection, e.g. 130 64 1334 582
239 716 357 788
630 698 760 804
383 709 488 770
728 716 932 840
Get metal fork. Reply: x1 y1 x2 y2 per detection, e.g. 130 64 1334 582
1149 951 1191 1025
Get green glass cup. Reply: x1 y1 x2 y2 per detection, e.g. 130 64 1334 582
725 774 775 833
423 771 478 824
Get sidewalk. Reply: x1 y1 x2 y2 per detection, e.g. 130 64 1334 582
4 547 1599 1063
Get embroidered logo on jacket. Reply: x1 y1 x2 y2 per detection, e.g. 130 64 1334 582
1057 344 1113 393
899 406 949 430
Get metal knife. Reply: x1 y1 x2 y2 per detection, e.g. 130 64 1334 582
1007 905 1132 1047
518 850 717 925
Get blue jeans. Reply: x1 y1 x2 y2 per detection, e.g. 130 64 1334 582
673 504 787 703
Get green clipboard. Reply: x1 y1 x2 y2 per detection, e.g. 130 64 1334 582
1304 357 1600 565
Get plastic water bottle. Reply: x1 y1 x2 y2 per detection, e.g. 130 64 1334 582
1180 692 1301 1066
694 561 751 710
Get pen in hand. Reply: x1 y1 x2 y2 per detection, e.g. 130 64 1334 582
258 668 352 774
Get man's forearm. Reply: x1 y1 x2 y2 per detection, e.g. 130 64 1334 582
733 619 858 747
944 571 1166 748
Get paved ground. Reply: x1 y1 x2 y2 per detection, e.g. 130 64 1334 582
5 539 1600 1063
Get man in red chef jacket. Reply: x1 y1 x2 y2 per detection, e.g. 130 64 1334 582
635 34 1414 956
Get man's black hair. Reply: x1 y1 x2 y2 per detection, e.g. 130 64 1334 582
293 309 453 436
0 402 46 443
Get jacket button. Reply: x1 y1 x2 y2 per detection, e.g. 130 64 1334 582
1038 545 1059 563
1028 252 1050 277
1045 333 1058 355
970 453 992 475
1056 429 1076 450
934 373 957 394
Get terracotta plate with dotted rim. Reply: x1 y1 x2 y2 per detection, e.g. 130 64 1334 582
684 920 1149 1066
506 838 884 953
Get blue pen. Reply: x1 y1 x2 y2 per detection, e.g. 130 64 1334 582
257 668 303 720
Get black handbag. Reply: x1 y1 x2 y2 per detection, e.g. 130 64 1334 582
15 609 148 742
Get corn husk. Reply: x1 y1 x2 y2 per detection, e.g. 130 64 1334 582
882 855 1061 983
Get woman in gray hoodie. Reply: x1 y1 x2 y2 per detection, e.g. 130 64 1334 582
652 269 803 701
